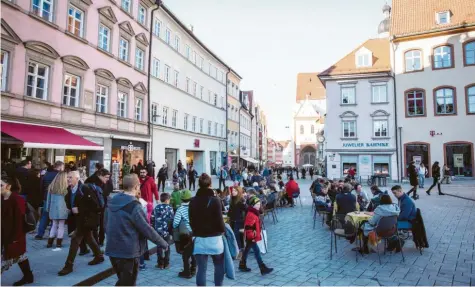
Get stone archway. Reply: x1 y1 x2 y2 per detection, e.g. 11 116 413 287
300 145 316 166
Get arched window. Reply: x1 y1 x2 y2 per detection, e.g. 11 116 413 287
466 85 475 114
434 87 456 115
464 40 475 66
311 125 314 134
405 89 426 117
300 125 304 134
404 50 422 72
433 45 453 69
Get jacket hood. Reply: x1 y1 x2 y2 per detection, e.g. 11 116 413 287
108 193 137 212
375 204 400 216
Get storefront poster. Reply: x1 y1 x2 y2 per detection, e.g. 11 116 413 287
413 156 422 168
454 154 464 168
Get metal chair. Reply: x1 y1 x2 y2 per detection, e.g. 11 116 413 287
292 192 302 207
313 203 329 229
330 214 359 261
375 216 405 264
264 197 278 224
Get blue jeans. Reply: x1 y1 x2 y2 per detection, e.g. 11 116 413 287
418 174 425 187
241 241 263 265
397 221 412 230
37 200 50 237
195 253 225 286
231 221 244 249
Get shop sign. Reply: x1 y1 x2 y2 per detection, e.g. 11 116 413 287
454 154 464 168
121 144 141 151
342 142 389 148
194 139 200 148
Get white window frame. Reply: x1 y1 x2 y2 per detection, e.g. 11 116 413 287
1 50 9 92
135 48 145 71
174 70 179 87
174 35 180 52
200 86 204 99
165 28 171 44
214 122 218 136
32 0 54 22
342 120 357 139
193 82 197 96
199 56 204 69
433 46 452 69
371 83 388 103
164 65 170 82
435 88 455 115
405 50 422 72
406 90 425 116
465 41 475 65
63 73 80 107
153 18 161 37
192 116 197 132
119 38 129 62
138 5 146 25
436 11 450 25
117 91 127 118
152 58 160 78
357 54 370 67
67 5 84 37
200 118 203 133
151 103 158 123
162 106 168 125
467 86 475 114
220 124 224 138
26 61 49 100
341 85 356 105
208 120 211 135
95 84 108 113
98 24 110 52
373 120 388 138
184 113 189 130
186 78 190 93
172 109 177 127
135 97 143 121
185 45 191 59
121 0 131 13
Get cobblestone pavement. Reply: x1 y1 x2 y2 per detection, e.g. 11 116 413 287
2 178 475 286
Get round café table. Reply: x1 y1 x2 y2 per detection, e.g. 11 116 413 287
346 211 374 252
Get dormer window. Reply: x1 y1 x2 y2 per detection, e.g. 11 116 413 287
358 54 370 67
355 47 372 68
437 11 450 25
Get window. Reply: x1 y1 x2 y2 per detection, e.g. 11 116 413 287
27 61 49 99
184 114 189 130
32 0 53 22
300 125 304 134
200 118 203 133
153 18 161 37
119 38 129 62
311 125 314 134
433 45 453 69
192 51 196 64
220 124 224 137
434 87 456 115
193 82 197 96
121 0 131 12
200 86 203 99
1 51 9 91
174 70 179 87
214 94 217 106
214 123 218 136
221 97 224 108
151 103 158 123
406 90 425 117
464 41 475 66
185 45 191 59
152 58 160 77
357 54 370 67
192 116 197 132
467 86 475 114
199 56 204 69
405 50 422 72
164 65 170 82
67 6 84 37
341 85 356 104
372 83 388 103
174 36 180 52
172 109 177 127
63 74 80 107
437 11 450 24
165 28 171 44
208 121 211 135
373 120 388 137
117 92 127 118
138 5 146 25
213 66 218 78
135 98 142 121
135 48 144 71
342 121 357 138
98 24 110 52
162 106 168 125
218 71 223 82
185 78 190 93
95 84 108 113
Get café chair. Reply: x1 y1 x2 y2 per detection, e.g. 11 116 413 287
330 214 359 262
375 215 405 264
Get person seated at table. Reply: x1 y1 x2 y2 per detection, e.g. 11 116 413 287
352 183 370 211
366 185 386 212
277 176 285 191
335 184 359 215
265 184 278 210
252 182 261 194
284 176 300 207
361 194 400 254
315 183 332 213
390 185 417 252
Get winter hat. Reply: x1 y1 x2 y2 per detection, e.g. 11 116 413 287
181 189 193 200
248 195 260 207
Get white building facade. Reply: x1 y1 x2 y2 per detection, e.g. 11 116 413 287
391 1 475 178
239 91 253 166
150 5 228 176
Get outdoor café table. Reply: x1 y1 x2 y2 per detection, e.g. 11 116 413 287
346 211 374 251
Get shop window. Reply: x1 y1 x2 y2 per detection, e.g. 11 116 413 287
445 143 473 177
405 143 429 176
343 162 357 175
374 163 389 175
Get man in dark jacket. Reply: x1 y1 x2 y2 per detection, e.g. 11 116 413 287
188 166 198 191
35 161 64 239
15 159 31 195
66 170 89 255
146 160 155 178
58 181 105 276
390 185 417 252
157 164 168 192
406 161 419 199
85 169 111 246
105 174 169 286
335 184 358 215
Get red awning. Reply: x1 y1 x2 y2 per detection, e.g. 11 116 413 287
1 121 103 151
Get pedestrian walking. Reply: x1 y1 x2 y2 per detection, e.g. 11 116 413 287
417 163 428 188
25 169 42 220
105 174 169 286
157 164 168 192
173 190 195 279
228 186 246 251
66 171 89 255
189 173 226 286
2 176 34 286
406 161 419 200
218 166 227 190
239 196 273 275
45 171 69 248
138 168 159 222
442 164 451 184
188 166 198 191
153 193 174 269
426 161 445 196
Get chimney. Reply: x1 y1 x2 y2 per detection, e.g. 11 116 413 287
189 25 194 32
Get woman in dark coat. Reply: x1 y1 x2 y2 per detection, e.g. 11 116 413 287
407 161 419 199
228 186 247 250
1 176 34 286
25 169 42 220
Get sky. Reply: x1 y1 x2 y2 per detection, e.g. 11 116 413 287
166 0 391 140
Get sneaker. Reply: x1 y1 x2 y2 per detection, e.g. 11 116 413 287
155 263 164 269
178 271 192 279
139 264 146 271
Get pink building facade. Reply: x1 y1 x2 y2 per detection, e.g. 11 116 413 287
1 0 154 177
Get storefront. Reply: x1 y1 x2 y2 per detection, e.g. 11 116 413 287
404 143 430 176
111 139 147 172
165 148 178 179
444 142 473 177
186 150 205 175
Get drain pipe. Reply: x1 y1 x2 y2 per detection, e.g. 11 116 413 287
147 0 162 161
225 69 230 167
390 37 401 182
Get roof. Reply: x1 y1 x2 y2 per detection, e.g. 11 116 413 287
296 73 326 102
294 97 321 118
319 38 390 77
160 4 242 78
276 140 291 149
391 0 475 38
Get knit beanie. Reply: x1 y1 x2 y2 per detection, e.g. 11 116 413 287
249 195 260 207
181 189 192 200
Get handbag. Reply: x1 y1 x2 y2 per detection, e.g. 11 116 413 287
256 230 268 254
24 202 37 233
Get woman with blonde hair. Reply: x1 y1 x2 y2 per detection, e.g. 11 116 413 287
45 171 70 248
228 186 247 250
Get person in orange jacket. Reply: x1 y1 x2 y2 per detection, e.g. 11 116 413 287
239 196 273 275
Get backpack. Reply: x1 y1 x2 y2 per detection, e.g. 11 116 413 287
24 202 37 233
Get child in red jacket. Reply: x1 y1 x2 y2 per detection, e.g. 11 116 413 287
239 196 273 275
